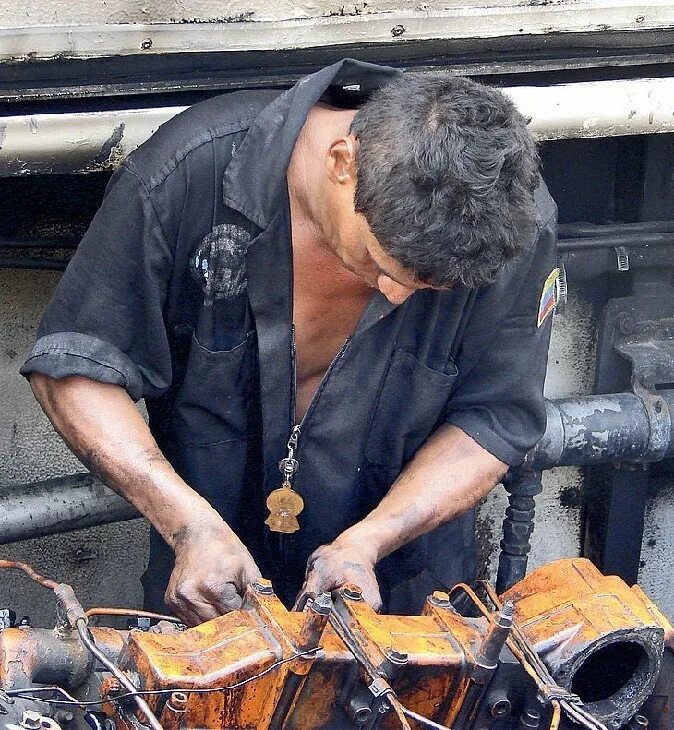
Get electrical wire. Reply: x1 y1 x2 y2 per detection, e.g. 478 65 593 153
401 706 452 729
85 607 182 625
449 581 607 730
480 582 607 730
75 618 163 730
0 559 163 729
7 647 323 707
0 559 59 590
9 647 451 730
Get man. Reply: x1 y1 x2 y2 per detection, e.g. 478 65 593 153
21 59 557 626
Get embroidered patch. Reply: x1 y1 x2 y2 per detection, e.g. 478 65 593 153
537 267 560 328
192 223 251 305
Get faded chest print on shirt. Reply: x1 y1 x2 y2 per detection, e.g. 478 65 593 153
192 223 252 305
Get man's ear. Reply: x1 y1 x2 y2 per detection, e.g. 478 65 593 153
326 133 357 184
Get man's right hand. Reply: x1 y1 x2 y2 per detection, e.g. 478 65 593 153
29 374 263 628
165 517 262 626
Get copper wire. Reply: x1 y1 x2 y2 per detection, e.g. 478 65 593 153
0 559 59 590
85 607 182 624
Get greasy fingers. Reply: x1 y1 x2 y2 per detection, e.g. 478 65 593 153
215 582 243 613
166 518 263 626
164 578 223 626
299 541 382 612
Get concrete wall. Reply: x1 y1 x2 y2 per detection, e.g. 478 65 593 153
0 268 149 626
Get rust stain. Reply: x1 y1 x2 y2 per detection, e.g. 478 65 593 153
1 559 669 729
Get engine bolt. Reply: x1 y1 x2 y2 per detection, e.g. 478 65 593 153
20 710 42 729
54 709 75 725
343 585 363 601
490 698 512 717
388 649 409 664
252 579 274 595
428 591 454 608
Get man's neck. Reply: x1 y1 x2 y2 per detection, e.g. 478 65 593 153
286 103 356 240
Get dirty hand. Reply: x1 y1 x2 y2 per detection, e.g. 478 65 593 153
166 517 262 626
297 535 382 611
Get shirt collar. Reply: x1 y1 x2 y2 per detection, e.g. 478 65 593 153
222 58 401 229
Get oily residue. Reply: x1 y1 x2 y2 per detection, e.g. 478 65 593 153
559 485 581 509
93 123 125 167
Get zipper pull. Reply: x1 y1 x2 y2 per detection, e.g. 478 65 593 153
278 425 301 484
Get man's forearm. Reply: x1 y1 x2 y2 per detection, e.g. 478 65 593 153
339 424 508 562
30 373 224 548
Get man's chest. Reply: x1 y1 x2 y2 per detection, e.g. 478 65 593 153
292 286 371 421
291 244 372 422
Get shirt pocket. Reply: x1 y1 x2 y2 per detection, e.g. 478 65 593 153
364 348 459 469
171 330 256 446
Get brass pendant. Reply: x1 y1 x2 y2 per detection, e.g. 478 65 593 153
265 481 305 534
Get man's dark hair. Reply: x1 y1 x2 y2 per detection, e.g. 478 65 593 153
350 73 540 288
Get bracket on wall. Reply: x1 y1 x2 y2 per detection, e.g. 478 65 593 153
585 270 674 584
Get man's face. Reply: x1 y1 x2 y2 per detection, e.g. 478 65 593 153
329 207 429 305
321 133 438 305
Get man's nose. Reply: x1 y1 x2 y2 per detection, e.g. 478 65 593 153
377 275 416 305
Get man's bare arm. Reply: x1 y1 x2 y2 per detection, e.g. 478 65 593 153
299 424 508 608
29 373 261 625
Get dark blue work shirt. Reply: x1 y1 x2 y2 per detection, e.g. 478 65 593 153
21 59 557 611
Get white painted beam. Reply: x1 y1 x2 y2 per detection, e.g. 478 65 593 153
0 1 673 60
1 77 673 175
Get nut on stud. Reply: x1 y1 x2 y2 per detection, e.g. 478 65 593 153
251 579 274 595
342 585 363 601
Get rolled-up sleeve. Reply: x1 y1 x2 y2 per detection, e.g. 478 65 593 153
444 211 558 465
20 162 174 401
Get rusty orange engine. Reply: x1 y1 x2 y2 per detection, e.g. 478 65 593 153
0 558 671 730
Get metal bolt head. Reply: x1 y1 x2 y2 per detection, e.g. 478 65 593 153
490 698 512 718
20 710 43 729
387 649 409 665
53 709 75 725
342 585 363 601
428 591 452 607
311 592 333 615
354 707 371 724
251 579 274 595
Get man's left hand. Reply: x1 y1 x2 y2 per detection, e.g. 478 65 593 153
297 536 382 611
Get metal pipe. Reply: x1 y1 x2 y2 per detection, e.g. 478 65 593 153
2 77 674 176
0 473 139 545
558 221 674 239
5 222 673 273
1 391 672 545
527 390 674 469
1 3 672 61
557 231 674 252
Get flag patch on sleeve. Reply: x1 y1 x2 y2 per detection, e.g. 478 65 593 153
537 268 560 328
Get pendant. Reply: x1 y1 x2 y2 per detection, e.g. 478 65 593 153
265 481 305 533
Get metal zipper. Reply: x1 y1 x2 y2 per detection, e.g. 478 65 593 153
276 330 351 581
286 330 351 464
